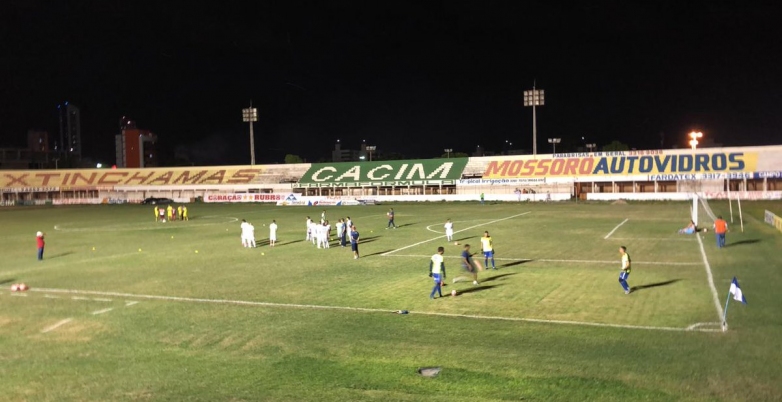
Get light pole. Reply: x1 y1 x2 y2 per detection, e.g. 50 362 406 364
242 103 258 165
444 148 453 158
524 84 545 156
688 131 703 150
586 143 597 153
366 145 376 161
548 138 561 154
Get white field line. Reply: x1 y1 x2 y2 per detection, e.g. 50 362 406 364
11 293 28 297
92 298 113 302
91 307 114 315
382 254 702 266
31 287 716 333
44 294 61 299
125 301 139 307
41 318 73 333
72 296 91 301
383 212 531 256
607 237 695 242
696 235 724 321
604 218 629 239
686 322 722 331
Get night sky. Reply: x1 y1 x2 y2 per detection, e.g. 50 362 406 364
2 1 781 165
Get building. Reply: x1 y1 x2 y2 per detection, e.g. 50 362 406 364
27 130 49 152
57 103 81 157
331 140 359 162
115 119 158 168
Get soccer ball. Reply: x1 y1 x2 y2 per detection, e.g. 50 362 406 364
451 289 457 297
18 283 28 291
10 284 19 292
161 219 166 223
454 242 459 245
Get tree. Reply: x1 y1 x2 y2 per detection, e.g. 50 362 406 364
284 154 304 164
602 141 629 152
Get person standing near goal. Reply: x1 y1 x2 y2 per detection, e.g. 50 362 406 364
269 220 278 247
713 215 728 248
618 246 631 294
444 219 454 242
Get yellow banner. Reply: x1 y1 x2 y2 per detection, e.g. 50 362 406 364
483 151 758 178
1 167 265 189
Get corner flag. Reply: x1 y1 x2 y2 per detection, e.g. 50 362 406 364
729 277 747 304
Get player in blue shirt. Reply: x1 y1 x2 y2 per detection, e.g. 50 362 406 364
386 208 397 229
350 225 360 259
453 244 479 285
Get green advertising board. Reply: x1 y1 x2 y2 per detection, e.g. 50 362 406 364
298 158 468 187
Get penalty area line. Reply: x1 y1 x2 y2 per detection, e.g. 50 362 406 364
383 212 531 256
604 218 629 239
30 287 714 333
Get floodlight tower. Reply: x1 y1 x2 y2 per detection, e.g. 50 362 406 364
689 131 703 150
548 138 561 154
524 84 545 156
242 103 258 165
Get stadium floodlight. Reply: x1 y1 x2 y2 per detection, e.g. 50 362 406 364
547 138 561 154
242 104 258 165
586 143 597 152
689 131 703 150
444 148 453 158
523 84 545 156
366 145 376 161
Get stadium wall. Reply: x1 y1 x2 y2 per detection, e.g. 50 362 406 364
1 146 781 203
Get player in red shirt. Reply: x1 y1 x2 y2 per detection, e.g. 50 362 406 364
36 231 45 260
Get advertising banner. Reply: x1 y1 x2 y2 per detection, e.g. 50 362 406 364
481 147 782 181
1 166 266 190
298 158 468 186
766 210 782 234
204 193 294 203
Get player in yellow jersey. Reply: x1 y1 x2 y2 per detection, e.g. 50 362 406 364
154 206 159 222
429 247 446 299
480 231 496 270
166 204 174 221
177 205 183 220
182 206 189 221
619 246 632 294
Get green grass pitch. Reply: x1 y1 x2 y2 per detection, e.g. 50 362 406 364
1 201 781 401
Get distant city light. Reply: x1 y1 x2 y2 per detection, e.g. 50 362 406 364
96 163 103 168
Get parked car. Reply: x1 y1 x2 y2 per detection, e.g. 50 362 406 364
141 197 174 205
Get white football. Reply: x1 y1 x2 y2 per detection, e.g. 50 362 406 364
10 284 19 292
451 289 457 297
18 283 28 291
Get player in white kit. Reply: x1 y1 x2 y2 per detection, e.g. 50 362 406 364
269 220 278 247
444 219 454 242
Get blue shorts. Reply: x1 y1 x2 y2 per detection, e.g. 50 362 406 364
483 250 494 258
351 242 358 252
432 273 442 283
619 271 630 281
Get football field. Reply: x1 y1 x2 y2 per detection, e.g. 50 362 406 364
2 201 781 401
